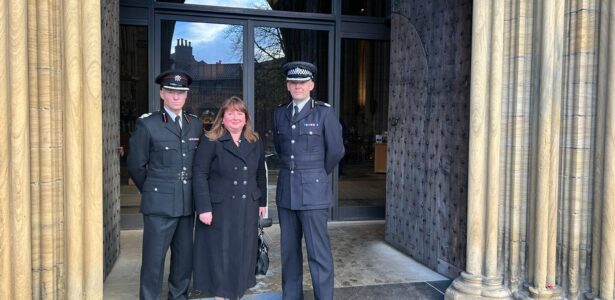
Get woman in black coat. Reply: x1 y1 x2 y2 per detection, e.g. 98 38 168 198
192 96 267 299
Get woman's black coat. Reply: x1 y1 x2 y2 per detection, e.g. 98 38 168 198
192 131 266 298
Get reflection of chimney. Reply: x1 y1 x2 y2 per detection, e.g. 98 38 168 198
175 38 195 66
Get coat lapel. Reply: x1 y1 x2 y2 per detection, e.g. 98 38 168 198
239 135 256 158
284 101 293 123
220 132 256 164
180 112 191 138
293 98 314 124
161 110 181 137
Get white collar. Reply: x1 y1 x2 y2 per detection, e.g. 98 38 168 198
164 108 181 121
292 98 310 112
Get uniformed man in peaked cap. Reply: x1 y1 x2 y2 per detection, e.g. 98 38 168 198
127 69 203 300
273 61 345 300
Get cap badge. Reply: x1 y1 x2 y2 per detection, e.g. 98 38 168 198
174 75 181 82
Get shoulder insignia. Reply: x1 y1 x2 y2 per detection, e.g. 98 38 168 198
315 101 331 107
139 113 152 119
277 103 286 107
189 113 199 119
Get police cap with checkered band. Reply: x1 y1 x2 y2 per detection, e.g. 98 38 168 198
282 61 317 82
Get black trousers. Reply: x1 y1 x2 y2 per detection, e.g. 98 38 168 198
278 208 334 300
140 214 194 300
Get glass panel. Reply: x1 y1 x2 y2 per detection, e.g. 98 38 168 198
161 20 244 129
252 27 329 217
342 0 389 17
157 0 332 14
120 25 149 228
338 39 389 217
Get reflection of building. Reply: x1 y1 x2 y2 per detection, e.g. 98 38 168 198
170 38 243 115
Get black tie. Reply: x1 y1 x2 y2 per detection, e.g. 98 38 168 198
292 105 299 122
174 115 182 132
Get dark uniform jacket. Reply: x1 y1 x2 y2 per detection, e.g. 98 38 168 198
127 110 204 217
272 99 345 210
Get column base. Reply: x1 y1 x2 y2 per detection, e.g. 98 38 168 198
445 272 513 299
528 285 562 299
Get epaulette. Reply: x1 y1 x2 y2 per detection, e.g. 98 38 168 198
278 103 287 107
315 100 331 107
139 113 153 119
188 113 199 119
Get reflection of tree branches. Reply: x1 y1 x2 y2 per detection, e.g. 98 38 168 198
223 25 243 62
254 26 285 62
223 25 286 62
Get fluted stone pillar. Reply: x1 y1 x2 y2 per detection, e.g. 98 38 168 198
527 0 565 298
0 0 103 299
593 1 615 299
445 1 511 298
446 0 615 299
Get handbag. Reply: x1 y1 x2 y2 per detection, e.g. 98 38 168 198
255 221 270 275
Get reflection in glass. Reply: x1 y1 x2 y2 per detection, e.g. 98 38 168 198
120 25 149 227
157 0 332 14
338 39 389 217
252 27 329 215
342 0 389 17
120 25 149 184
160 20 243 130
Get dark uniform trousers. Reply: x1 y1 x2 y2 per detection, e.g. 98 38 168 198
127 110 203 300
278 208 333 300
273 99 345 300
141 215 193 300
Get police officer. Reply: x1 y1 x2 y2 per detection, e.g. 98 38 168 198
127 69 203 300
272 61 345 300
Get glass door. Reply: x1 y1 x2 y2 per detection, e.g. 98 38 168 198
156 17 246 120
336 38 390 220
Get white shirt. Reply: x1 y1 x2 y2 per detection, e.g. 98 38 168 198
164 108 182 128
292 97 310 115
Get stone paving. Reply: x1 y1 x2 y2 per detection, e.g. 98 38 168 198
104 221 450 299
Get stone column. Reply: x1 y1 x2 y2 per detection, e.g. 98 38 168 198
446 0 615 299
593 1 615 298
444 1 511 298
0 0 103 299
527 0 564 298
0 1 32 299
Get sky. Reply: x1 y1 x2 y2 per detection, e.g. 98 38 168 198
171 22 242 63
170 0 272 63
183 0 270 9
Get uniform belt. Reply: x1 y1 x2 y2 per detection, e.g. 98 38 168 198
147 172 192 181
281 160 324 170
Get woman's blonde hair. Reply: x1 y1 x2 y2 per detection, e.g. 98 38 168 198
205 96 259 143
